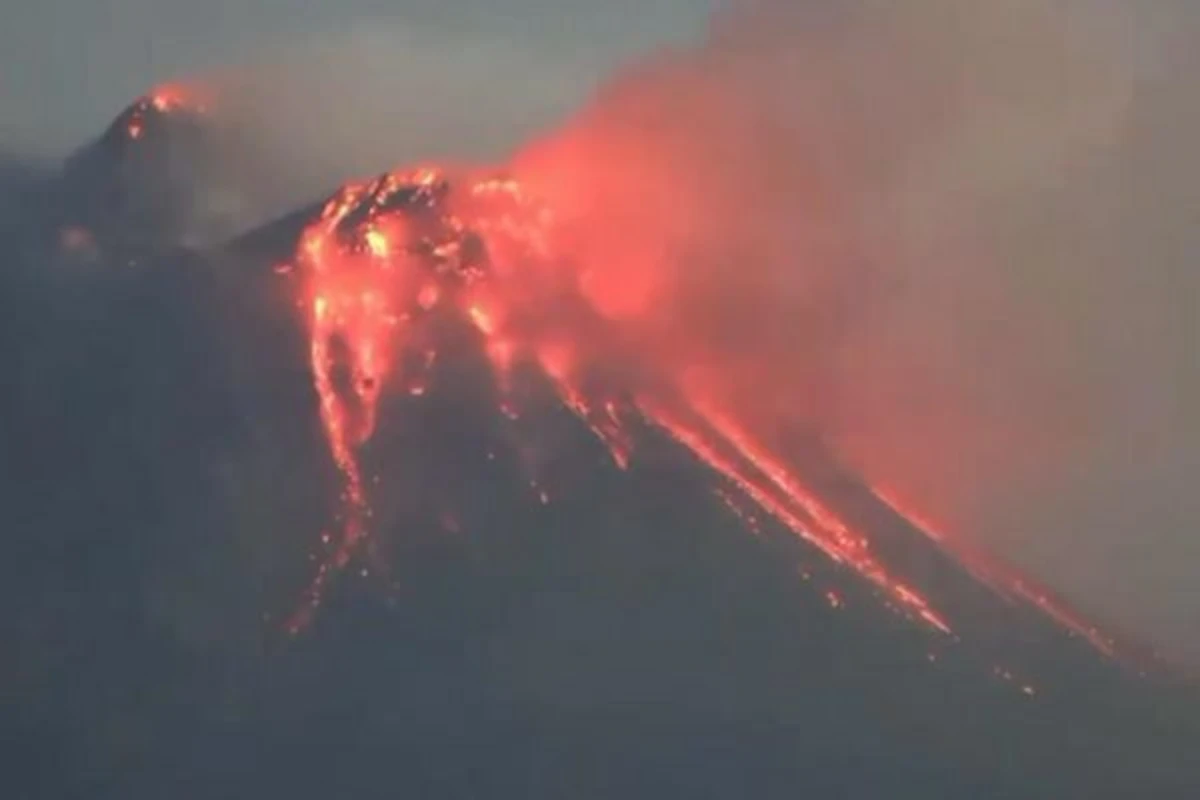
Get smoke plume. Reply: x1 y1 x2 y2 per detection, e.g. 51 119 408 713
19 0 1195 660
502 0 1200 660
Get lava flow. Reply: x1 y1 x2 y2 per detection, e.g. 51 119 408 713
282 163 1120 660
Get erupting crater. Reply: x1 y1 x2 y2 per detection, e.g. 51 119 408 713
277 163 1119 665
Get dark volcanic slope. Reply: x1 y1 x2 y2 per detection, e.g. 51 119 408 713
1 102 1197 800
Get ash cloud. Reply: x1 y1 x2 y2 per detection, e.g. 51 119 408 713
512 1 1200 660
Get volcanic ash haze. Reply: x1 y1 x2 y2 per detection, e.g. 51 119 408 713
160 0 1200 661
473 0 1197 663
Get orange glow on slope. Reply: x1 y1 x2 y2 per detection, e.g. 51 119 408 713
871 486 1118 658
286 169 454 629
280 164 1118 658
121 82 209 141
637 396 952 635
149 83 204 113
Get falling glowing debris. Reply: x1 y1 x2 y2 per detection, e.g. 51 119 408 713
715 488 763 537
991 666 1039 697
279 163 1119 663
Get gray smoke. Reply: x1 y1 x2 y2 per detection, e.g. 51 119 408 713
515 0 1200 661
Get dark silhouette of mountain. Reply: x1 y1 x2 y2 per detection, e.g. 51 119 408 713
1 100 1197 800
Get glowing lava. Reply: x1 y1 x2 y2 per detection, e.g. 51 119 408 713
287 168 467 630
869 486 1119 657
121 83 208 141
282 164 1119 661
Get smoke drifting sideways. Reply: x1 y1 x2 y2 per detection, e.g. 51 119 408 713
182 17 702 228
497 0 1200 662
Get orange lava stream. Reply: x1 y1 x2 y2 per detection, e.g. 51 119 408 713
281 163 1119 656
871 486 1118 658
636 396 952 635
286 169 453 630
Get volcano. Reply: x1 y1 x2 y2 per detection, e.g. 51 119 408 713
1 94 1197 800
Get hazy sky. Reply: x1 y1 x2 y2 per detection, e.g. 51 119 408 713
0 0 711 155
